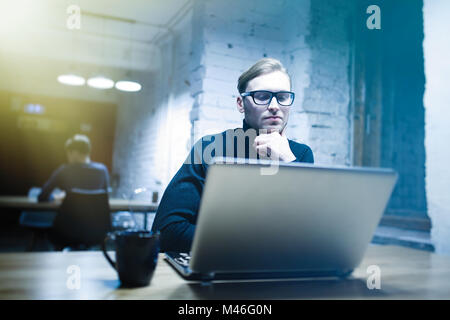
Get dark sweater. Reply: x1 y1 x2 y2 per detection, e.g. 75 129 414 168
151 121 314 252
38 162 110 202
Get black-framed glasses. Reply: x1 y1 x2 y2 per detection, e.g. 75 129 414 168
241 90 295 106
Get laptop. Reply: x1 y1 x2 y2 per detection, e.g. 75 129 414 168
165 158 398 281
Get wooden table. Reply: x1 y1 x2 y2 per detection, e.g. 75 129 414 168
0 244 450 299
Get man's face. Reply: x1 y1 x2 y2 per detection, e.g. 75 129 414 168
237 71 292 133
66 150 85 164
66 151 78 163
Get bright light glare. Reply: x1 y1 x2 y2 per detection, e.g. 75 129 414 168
115 80 142 92
57 74 86 86
87 76 114 89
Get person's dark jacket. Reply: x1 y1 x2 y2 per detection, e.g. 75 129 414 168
151 120 314 252
38 162 110 202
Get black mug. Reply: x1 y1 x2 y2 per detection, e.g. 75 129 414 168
102 230 160 287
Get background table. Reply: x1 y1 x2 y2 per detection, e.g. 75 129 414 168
0 196 158 229
0 244 450 299
0 196 158 212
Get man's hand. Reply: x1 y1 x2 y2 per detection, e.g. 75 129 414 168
253 130 296 162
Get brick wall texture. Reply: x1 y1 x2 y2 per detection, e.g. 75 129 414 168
110 0 450 255
112 0 355 200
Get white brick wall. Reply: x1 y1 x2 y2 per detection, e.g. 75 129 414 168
192 0 353 164
113 0 354 195
301 0 353 165
423 0 450 254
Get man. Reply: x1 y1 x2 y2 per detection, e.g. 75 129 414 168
151 58 314 252
38 134 110 201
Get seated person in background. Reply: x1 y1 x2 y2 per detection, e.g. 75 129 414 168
151 58 314 252
38 134 110 202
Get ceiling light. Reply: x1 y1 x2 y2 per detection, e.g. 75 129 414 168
57 74 85 86
25 104 45 114
115 80 142 92
87 76 114 89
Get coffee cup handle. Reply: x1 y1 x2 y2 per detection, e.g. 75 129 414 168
102 233 116 270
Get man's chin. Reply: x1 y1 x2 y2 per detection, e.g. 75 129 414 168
259 124 283 133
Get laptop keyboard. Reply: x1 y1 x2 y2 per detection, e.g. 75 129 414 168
170 252 191 268
165 252 353 280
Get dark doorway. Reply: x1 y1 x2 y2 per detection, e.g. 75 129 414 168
352 0 429 231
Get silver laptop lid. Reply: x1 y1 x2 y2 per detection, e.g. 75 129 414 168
190 158 397 274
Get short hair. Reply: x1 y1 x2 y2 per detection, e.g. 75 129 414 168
65 134 91 155
237 58 291 94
